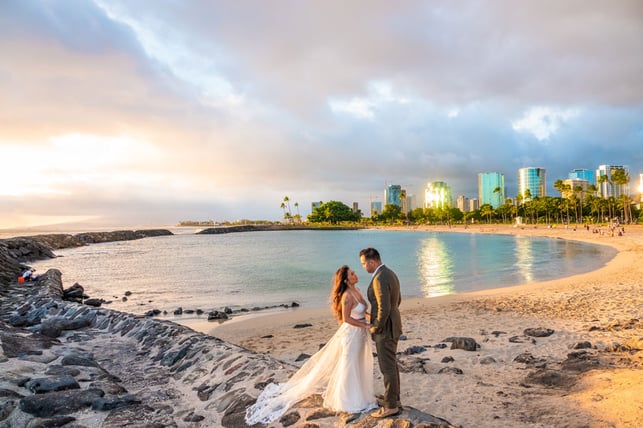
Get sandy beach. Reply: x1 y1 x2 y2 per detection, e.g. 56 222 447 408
189 224 643 427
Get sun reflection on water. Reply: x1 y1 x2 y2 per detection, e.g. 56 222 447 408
417 237 455 297
514 236 534 283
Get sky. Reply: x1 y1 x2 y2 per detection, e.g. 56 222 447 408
1 0 642 229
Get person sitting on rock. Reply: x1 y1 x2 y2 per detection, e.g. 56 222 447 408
22 269 37 281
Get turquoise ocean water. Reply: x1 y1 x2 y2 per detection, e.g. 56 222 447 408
30 229 615 317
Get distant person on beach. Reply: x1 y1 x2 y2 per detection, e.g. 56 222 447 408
245 265 376 424
360 247 403 419
21 269 35 281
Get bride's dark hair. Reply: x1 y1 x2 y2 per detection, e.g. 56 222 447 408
330 265 350 321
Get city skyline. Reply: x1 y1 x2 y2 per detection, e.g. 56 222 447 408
379 163 637 212
1 1 642 228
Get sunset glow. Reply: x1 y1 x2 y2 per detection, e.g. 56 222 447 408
1 1 641 229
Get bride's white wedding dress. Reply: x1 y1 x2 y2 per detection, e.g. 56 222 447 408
245 302 376 424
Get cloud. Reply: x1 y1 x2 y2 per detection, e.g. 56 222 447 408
0 0 642 228
512 107 580 141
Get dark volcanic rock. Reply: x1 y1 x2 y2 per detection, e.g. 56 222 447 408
74 229 172 244
26 375 80 394
524 327 555 337
444 336 479 351
92 394 141 411
83 298 104 307
438 366 464 375
561 351 601 372
403 345 427 355
40 312 96 338
19 388 104 417
293 323 313 329
61 355 99 367
0 327 59 358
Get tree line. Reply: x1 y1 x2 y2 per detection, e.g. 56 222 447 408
300 195 641 226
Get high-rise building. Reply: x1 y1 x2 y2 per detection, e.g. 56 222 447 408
424 181 452 209
469 198 479 211
596 165 630 198
568 168 595 185
370 201 382 217
385 184 403 207
518 167 546 201
405 194 415 212
478 172 505 209
457 195 469 212
561 179 591 198
352 202 359 213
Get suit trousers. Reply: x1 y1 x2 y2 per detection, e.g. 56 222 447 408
373 333 400 408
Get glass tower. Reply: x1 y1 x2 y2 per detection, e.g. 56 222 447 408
568 168 595 185
385 184 402 207
370 201 382 217
478 172 505 209
424 181 452 208
518 167 546 201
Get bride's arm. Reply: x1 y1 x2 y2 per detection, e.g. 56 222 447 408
341 294 370 329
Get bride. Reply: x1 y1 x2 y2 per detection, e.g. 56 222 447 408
245 265 377 424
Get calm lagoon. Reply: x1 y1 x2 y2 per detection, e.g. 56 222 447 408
30 229 615 316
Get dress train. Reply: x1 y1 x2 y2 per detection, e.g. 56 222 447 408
245 302 375 424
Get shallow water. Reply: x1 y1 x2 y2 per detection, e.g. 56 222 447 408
30 229 615 317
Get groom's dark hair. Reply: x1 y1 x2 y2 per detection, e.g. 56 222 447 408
359 247 381 262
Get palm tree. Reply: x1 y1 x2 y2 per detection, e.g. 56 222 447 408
294 202 301 223
597 174 615 221
574 185 584 224
515 193 524 222
611 169 631 223
553 179 572 224
399 191 408 223
585 185 599 223
492 186 502 209
480 204 494 224
283 196 293 223
522 189 533 223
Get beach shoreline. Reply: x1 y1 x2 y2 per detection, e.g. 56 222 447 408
195 224 642 427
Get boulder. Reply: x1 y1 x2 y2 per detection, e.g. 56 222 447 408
444 336 479 351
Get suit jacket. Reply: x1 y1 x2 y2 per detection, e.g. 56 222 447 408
367 264 402 339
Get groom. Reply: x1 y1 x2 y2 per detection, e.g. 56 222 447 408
359 247 402 419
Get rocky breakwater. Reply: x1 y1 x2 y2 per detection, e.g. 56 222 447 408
197 225 360 234
0 229 173 284
29 229 174 250
1 276 456 427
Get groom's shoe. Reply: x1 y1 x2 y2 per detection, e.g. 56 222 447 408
371 406 400 419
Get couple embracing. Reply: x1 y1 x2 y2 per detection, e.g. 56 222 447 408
245 247 402 424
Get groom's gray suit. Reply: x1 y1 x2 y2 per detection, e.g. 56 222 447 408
367 264 402 409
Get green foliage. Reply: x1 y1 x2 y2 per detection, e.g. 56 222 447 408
307 200 362 223
378 204 403 223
